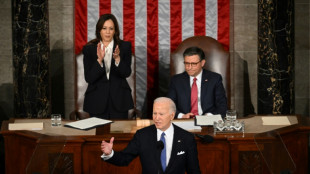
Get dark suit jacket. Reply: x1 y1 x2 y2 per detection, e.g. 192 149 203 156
167 69 227 117
106 124 201 174
82 40 134 116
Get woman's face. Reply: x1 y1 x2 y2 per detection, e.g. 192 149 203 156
100 19 115 43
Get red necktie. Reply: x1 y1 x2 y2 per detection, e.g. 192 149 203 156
191 77 198 115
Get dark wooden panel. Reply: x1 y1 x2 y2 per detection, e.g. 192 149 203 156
82 141 142 174
1 116 310 174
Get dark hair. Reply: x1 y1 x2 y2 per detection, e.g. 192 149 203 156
183 47 205 61
89 14 121 45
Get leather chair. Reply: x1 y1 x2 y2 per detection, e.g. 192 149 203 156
70 55 137 120
170 35 230 107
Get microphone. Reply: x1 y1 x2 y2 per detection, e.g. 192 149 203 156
156 141 164 174
157 140 164 150
194 134 214 143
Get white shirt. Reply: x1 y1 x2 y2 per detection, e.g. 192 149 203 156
157 123 174 166
102 40 114 79
177 70 203 118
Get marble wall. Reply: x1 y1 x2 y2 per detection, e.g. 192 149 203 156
257 0 294 115
12 0 50 118
0 0 309 119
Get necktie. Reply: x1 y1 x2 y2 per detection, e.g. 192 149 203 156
191 77 199 115
160 132 166 171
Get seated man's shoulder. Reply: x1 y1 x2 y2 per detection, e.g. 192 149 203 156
204 69 219 75
172 71 188 79
204 70 223 79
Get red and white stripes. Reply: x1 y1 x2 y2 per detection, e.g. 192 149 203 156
75 0 229 112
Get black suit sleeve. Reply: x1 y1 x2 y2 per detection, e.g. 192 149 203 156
113 41 132 78
83 44 107 84
106 129 141 166
186 134 201 174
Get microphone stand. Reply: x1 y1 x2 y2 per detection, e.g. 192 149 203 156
157 141 164 174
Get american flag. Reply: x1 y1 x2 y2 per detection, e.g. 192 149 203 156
75 0 229 116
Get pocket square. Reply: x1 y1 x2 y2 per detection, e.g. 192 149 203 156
177 151 185 155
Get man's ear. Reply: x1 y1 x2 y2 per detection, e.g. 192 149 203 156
201 59 206 67
171 112 175 120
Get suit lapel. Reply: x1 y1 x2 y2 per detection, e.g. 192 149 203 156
201 70 209 110
165 124 182 172
181 72 192 111
151 125 164 173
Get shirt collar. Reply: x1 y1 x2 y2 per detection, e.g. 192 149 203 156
157 123 174 139
106 39 114 50
190 70 203 83
100 39 114 51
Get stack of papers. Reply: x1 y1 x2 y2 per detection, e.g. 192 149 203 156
195 114 223 126
173 121 202 130
64 117 113 130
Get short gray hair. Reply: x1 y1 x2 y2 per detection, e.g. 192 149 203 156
154 97 176 114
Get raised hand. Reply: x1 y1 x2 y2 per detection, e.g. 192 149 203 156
113 45 120 64
101 137 114 155
97 42 105 64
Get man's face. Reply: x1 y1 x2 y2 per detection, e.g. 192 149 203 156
184 55 205 77
152 101 175 131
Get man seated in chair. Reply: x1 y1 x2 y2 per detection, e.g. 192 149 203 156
167 46 227 118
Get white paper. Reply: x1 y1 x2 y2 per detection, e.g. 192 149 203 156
172 121 202 130
262 116 291 125
195 114 223 126
9 122 43 130
64 117 113 130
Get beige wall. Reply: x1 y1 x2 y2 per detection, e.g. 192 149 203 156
0 0 13 119
0 0 309 119
49 0 75 118
295 0 310 116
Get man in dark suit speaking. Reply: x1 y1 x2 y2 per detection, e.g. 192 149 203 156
100 97 201 174
167 46 227 118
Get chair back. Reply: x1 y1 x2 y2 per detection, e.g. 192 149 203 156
170 36 230 107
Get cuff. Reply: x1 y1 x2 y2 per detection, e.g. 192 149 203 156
115 60 120 67
101 150 114 160
177 113 184 119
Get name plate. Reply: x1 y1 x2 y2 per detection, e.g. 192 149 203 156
9 122 43 130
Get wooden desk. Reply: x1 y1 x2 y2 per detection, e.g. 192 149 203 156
1 115 310 174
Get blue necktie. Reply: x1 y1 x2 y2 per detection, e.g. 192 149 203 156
160 132 166 171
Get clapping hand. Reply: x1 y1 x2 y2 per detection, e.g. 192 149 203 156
101 137 114 155
113 45 120 63
97 42 105 63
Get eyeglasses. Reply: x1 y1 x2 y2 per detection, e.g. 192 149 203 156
184 61 201 67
